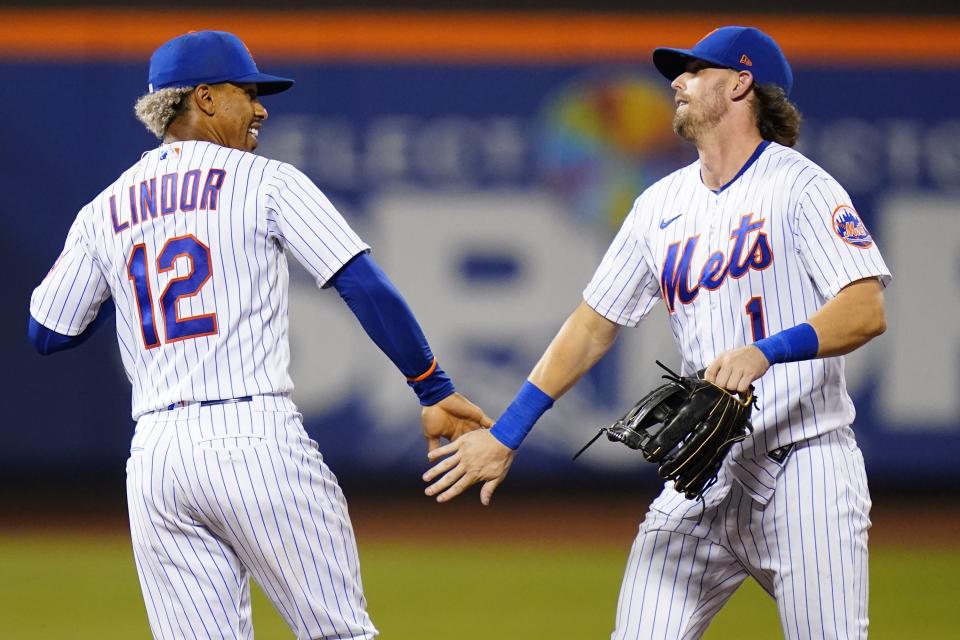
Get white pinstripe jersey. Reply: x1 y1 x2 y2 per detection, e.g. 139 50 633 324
585 141 891 462
31 141 368 418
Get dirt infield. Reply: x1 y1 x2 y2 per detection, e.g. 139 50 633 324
3 487 956 550
348 492 960 549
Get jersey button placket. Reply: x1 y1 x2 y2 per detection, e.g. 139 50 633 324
707 199 719 313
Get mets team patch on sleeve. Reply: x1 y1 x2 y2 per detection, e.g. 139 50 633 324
832 204 873 248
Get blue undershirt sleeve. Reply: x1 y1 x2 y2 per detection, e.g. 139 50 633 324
330 253 455 406
28 301 114 355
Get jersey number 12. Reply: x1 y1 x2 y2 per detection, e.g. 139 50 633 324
127 235 218 348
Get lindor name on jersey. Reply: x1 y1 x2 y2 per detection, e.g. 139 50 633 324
660 212 772 313
31 140 370 418
109 165 227 234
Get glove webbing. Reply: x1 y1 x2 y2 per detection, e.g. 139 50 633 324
571 360 689 461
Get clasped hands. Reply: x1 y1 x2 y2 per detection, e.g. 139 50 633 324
419 345 768 505
419 393 514 505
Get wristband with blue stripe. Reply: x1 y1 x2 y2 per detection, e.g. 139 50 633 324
753 322 820 365
489 381 554 450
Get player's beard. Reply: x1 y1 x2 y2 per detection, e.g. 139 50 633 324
673 81 728 142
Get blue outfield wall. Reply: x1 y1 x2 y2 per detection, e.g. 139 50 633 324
2 59 958 488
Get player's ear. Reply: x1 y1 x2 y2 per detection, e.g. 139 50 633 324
731 71 754 101
192 84 217 116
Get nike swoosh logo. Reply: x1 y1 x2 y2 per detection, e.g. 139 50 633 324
659 214 683 229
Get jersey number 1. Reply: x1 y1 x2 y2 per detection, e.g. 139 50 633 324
127 235 218 348
745 296 766 341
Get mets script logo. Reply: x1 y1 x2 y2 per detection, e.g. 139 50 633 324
660 213 773 313
832 205 873 248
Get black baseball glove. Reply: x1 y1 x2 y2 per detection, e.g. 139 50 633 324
574 361 757 500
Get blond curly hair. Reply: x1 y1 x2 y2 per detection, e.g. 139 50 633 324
134 87 195 139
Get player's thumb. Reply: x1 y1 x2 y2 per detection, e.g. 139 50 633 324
466 400 495 429
456 394 494 428
480 477 503 506
425 436 441 454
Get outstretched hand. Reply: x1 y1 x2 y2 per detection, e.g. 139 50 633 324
423 429 514 505
421 392 494 453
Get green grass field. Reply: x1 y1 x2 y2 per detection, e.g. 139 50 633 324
1 535 957 638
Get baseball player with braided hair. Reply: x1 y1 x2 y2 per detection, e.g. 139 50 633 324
29 30 491 639
425 26 890 638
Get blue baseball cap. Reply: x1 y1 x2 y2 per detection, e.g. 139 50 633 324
653 26 793 95
148 30 294 95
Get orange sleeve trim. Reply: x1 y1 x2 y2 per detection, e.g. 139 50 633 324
0 10 958 64
407 357 438 383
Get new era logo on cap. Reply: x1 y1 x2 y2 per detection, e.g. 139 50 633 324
652 26 793 95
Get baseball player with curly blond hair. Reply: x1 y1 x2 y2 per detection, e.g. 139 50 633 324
425 26 890 638
29 30 490 639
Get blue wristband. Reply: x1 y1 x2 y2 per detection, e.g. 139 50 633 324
489 381 555 450
753 322 819 365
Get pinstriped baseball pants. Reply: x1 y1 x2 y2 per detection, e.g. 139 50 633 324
126 396 377 639
612 426 870 639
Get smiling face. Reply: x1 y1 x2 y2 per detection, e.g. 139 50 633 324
670 59 736 142
207 82 268 152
